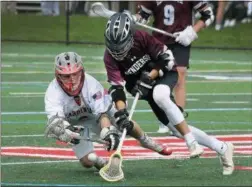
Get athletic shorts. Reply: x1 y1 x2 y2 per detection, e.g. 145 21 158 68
167 43 191 68
72 120 100 160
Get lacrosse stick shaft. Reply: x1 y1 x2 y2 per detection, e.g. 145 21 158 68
91 2 175 38
77 137 108 145
135 22 175 38
116 92 140 152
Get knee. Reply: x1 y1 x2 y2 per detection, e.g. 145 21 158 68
153 85 171 104
79 155 93 168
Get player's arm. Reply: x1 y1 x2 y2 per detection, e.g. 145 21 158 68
174 2 214 46
104 52 134 135
44 89 82 145
193 2 215 32
134 1 155 24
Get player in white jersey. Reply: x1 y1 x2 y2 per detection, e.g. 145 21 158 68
44 52 172 171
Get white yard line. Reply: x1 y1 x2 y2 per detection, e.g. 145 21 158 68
1 155 251 166
2 60 252 65
2 129 252 138
2 53 252 64
212 101 250 104
2 108 252 116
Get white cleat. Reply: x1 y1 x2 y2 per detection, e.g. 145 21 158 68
189 141 204 158
157 124 170 133
220 142 234 175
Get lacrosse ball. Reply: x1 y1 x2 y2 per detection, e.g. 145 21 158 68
88 153 98 162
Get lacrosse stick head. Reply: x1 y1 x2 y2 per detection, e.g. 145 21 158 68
99 151 124 182
91 2 115 18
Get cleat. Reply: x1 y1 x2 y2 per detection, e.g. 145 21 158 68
157 126 170 133
158 146 173 156
189 141 204 158
140 134 172 155
220 142 234 175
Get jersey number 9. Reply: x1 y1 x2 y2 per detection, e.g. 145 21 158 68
164 5 175 26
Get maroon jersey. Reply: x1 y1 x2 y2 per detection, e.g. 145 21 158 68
104 30 166 92
137 1 207 44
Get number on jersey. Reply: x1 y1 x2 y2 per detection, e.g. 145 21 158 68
164 5 175 26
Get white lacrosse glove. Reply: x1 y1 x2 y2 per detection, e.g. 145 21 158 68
45 115 82 145
173 26 198 46
100 126 120 151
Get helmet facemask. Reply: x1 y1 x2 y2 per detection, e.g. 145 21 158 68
106 37 134 61
55 52 84 96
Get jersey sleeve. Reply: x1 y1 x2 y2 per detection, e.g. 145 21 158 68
140 31 166 60
44 81 65 119
104 50 125 86
87 75 112 116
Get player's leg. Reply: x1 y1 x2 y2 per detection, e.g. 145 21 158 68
72 139 107 170
122 120 172 156
72 126 107 170
151 71 204 158
166 123 234 175
168 43 190 113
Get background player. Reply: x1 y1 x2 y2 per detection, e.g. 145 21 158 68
135 1 214 133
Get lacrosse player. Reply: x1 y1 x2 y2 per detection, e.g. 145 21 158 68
135 1 214 133
44 52 172 170
103 13 234 175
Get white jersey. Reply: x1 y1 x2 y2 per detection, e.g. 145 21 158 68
45 73 114 128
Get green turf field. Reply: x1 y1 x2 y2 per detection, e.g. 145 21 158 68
1 42 252 187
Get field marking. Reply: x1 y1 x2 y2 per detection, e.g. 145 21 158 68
2 70 252 75
2 60 252 66
2 129 252 138
212 101 250 104
2 120 251 125
2 80 252 85
190 74 252 81
1 156 251 166
1 135 252 166
2 53 252 64
2 108 252 116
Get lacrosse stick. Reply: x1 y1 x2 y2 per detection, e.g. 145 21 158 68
99 92 140 182
91 2 175 38
56 136 108 146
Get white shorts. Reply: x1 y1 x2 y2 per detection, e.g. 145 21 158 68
71 119 101 160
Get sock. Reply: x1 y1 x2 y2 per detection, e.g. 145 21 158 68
189 126 227 155
184 132 196 147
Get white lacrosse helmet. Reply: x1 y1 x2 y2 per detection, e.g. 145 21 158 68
55 52 84 96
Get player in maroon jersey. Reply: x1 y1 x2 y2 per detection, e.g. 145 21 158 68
103 12 234 175
135 1 214 132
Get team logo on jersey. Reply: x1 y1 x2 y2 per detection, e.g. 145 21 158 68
92 91 102 100
74 96 81 106
125 54 151 75
65 106 92 119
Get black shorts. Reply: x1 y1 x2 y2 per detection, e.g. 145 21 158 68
145 71 178 125
167 43 191 68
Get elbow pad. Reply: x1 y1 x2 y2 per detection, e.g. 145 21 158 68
199 6 215 27
109 85 126 104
